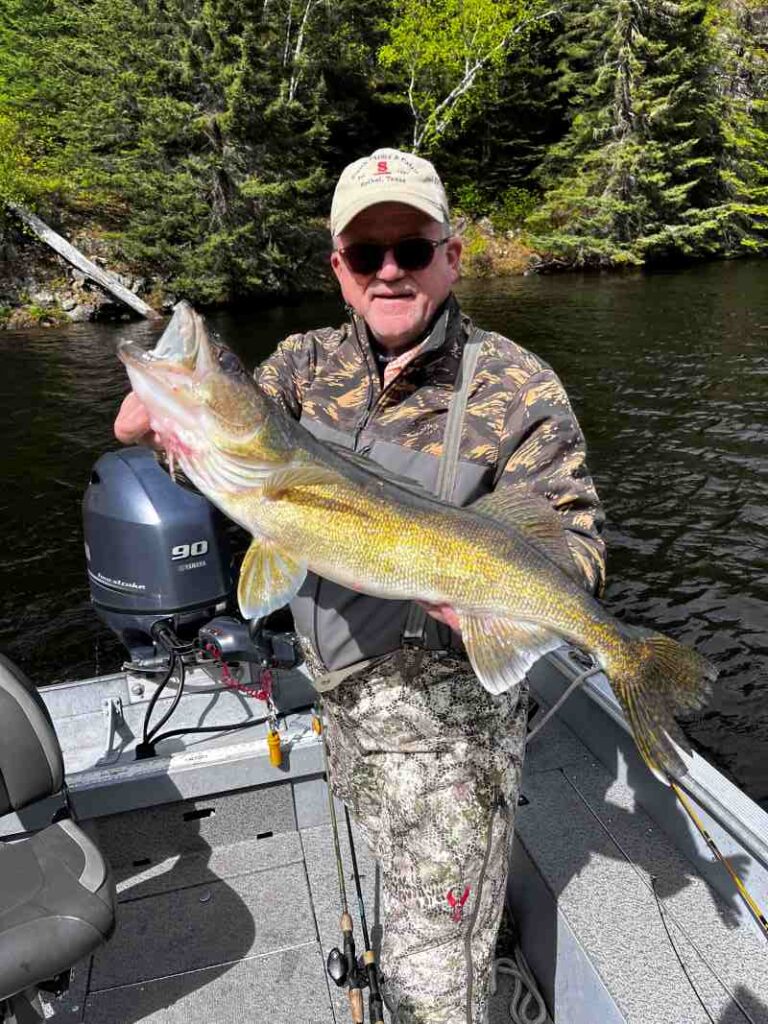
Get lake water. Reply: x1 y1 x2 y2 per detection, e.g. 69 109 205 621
1 261 766 806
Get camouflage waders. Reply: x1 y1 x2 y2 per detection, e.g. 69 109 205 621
320 648 528 1024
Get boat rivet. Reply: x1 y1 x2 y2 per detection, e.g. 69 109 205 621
131 682 145 697
199 890 212 904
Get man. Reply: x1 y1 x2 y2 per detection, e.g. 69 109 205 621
115 148 605 1023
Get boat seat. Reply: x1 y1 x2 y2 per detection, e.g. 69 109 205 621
0 655 116 1008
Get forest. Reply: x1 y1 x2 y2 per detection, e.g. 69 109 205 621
0 0 766 305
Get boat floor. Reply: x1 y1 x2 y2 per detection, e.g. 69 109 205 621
45 811 526 1024
25 678 768 1024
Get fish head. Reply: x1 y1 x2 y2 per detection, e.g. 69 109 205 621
118 301 285 488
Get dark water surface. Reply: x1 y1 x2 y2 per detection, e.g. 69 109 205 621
1 261 766 805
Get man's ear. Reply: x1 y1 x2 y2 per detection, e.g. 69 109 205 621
446 236 462 281
330 249 344 284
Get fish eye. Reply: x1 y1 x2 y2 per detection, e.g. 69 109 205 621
216 347 244 374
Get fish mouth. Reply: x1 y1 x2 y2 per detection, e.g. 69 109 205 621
118 300 213 382
118 301 274 497
118 300 215 451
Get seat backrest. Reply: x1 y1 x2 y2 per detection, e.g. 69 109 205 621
0 654 64 814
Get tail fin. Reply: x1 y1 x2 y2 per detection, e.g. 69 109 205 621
606 630 717 783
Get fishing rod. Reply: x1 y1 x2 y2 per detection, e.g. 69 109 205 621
670 781 768 942
344 803 385 1024
315 707 384 1023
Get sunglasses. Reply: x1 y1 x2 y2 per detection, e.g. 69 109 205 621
338 237 450 275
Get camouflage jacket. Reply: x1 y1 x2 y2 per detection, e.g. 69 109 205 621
256 294 606 674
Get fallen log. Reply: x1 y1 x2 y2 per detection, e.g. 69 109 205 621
8 203 161 320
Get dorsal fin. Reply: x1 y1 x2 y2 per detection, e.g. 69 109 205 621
471 487 581 583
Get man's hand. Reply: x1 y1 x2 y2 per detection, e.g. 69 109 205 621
114 392 160 447
416 601 461 635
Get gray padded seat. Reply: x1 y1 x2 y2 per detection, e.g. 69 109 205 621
0 655 116 1001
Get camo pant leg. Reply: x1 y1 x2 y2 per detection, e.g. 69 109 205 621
322 648 527 1024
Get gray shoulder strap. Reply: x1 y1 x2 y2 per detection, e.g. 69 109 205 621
434 327 485 504
402 327 487 645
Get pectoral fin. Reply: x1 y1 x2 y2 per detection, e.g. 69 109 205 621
238 539 307 620
459 613 562 695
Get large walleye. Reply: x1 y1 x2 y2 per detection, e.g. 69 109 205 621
120 301 716 783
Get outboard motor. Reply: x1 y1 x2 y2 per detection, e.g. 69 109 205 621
82 446 304 761
83 446 234 663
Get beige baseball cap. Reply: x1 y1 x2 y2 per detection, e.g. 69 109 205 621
330 148 451 236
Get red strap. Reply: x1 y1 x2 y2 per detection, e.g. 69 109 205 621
204 643 273 701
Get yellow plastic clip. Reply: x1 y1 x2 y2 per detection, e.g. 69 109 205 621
311 714 322 736
267 728 282 767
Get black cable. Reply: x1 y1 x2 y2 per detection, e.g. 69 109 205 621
650 876 716 1024
145 655 186 743
148 700 312 752
148 715 269 748
141 652 178 746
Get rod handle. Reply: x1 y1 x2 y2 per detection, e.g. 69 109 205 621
348 987 364 1023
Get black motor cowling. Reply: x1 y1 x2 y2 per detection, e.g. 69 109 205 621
83 447 234 661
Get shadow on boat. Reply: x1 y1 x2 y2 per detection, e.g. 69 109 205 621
717 986 768 1024
602 747 750 931
508 698 768 1024
79 784 258 1023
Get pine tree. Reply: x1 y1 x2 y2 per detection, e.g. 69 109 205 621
0 0 388 302
705 0 768 253
54 0 336 302
529 0 721 265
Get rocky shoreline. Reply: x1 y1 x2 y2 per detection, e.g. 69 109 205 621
0 228 162 329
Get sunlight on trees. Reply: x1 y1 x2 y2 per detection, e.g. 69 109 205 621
380 0 555 152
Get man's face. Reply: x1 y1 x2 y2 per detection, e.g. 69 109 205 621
330 202 462 351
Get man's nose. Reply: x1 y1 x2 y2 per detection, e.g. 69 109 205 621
376 248 405 281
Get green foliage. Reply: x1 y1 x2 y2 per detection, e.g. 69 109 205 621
380 0 554 152
0 114 50 205
13 302 69 326
0 0 765 300
491 188 539 231
0 0 70 206
453 182 538 232
703 0 768 253
454 182 489 218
